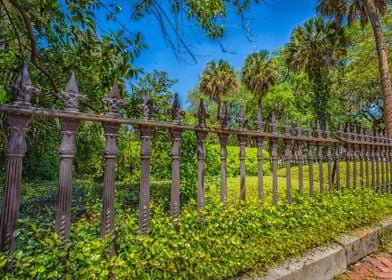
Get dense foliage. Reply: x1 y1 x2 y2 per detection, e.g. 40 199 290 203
1 179 392 279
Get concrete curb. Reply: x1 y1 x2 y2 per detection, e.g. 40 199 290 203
239 215 392 280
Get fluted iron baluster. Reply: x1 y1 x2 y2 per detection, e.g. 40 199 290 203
315 120 324 193
359 128 365 187
370 130 376 191
295 120 304 194
270 113 279 204
255 109 264 204
169 94 184 226
196 99 209 210
283 117 292 203
336 125 345 190
375 129 381 191
237 106 247 201
352 126 358 188
326 124 333 190
55 74 83 243
345 125 351 189
219 133 229 207
307 122 315 197
137 94 156 235
366 129 371 189
219 103 229 208
101 81 124 245
0 63 38 255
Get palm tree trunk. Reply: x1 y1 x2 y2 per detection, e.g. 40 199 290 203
365 0 392 136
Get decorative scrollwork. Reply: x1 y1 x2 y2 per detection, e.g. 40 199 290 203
170 93 185 124
57 73 86 112
103 80 125 116
5 62 39 106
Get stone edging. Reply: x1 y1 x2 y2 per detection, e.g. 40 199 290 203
239 216 392 280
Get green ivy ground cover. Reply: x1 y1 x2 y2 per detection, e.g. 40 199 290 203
1 169 392 279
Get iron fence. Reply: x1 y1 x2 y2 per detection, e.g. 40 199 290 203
0 64 391 256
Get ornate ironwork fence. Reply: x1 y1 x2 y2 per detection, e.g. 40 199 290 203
1 64 392 256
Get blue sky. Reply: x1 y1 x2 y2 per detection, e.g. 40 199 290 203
110 1 317 105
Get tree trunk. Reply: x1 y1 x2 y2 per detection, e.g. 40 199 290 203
365 0 392 136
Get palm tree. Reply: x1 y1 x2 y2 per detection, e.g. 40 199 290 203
241 50 279 112
317 0 392 135
284 17 347 126
199 59 238 118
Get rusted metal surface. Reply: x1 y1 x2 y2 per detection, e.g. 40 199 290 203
101 82 123 242
0 64 37 255
169 94 184 226
55 74 83 243
1 63 392 256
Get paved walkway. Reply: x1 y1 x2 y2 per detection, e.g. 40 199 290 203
338 246 392 279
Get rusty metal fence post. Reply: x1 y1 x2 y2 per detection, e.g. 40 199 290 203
270 113 279 204
100 81 124 241
237 107 247 201
255 110 264 204
283 117 292 203
137 94 156 235
0 63 38 255
55 73 83 243
219 103 229 208
169 94 184 226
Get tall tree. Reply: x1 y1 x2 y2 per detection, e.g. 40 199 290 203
241 50 279 112
199 59 238 118
317 0 392 135
284 17 347 126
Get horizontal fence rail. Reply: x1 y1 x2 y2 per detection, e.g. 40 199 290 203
1 64 392 257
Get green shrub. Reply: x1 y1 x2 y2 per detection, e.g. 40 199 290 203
1 187 392 279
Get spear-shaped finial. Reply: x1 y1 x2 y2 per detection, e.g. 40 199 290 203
306 121 313 137
196 98 209 128
5 62 40 106
270 112 278 134
346 124 352 141
170 93 185 124
237 105 247 130
138 91 157 120
325 123 331 138
219 102 229 128
338 124 345 139
102 80 125 116
359 127 365 142
295 119 302 137
283 116 291 136
315 120 323 138
57 72 85 112
255 108 263 131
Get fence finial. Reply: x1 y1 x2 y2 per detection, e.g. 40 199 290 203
346 124 352 141
338 124 345 139
219 102 229 128
196 98 209 128
353 125 358 141
255 108 263 131
359 127 364 141
237 106 247 130
170 93 184 124
103 80 125 116
315 120 323 138
306 121 313 137
325 123 331 138
283 116 291 136
138 91 157 120
270 112 278 134
6 62 39 106
295 119 302 136
57 72 85 112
